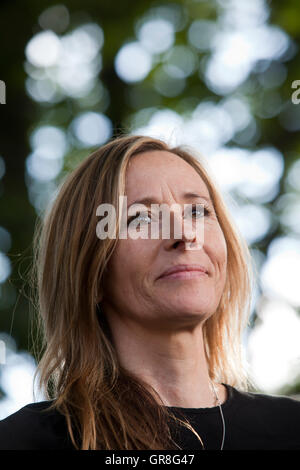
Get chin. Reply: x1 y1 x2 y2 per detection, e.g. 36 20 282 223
168 301 213 319
167 311 209 329
172 293 214 309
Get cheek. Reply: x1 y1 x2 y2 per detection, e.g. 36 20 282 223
205 223 227 271
107 239 153 290
216 228 227 269
218 230 227 266
205 219 225 246
125 238 154 267
216 231 227 290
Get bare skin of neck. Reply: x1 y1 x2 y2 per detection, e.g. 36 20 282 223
107 313 227 408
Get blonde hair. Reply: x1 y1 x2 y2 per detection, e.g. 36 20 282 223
31 134 254 449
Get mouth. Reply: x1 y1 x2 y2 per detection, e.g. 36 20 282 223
157 264 208 281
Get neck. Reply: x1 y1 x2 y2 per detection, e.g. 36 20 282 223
107 314 220 408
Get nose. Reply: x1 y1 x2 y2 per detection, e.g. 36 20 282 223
165 209 204 251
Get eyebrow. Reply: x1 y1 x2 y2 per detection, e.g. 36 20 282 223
128 192 212 208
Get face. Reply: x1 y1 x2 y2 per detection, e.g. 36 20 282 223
101 150 227 333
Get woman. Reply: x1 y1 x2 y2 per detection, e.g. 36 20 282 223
0 134 299 450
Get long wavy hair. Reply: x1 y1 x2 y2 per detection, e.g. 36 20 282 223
31 134 254 449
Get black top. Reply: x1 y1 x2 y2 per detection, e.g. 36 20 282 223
0 384 299 450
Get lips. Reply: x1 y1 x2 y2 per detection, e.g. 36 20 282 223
157 264 208 280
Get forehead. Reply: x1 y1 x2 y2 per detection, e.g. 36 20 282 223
125 150 210 201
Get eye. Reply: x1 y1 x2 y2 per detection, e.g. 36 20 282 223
188 204 211 218
196 207 210 216
127 212 151 226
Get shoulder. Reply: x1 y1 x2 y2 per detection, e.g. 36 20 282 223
225 385 300 449
0 400 75 450
228 385 300 413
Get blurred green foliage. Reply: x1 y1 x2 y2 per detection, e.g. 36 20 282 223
0 0 300 396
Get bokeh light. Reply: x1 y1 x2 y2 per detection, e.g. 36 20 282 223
137 18 175 54
0 334 45 419
188 20 217 51
115 42 152 83
71 112 113 147
261 237 300 307
25 30 61 68
1 0 300 420
38 5 70 33
0 253 11 284
248 299 300 392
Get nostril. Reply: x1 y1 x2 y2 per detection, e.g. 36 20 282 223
173 241 181 249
